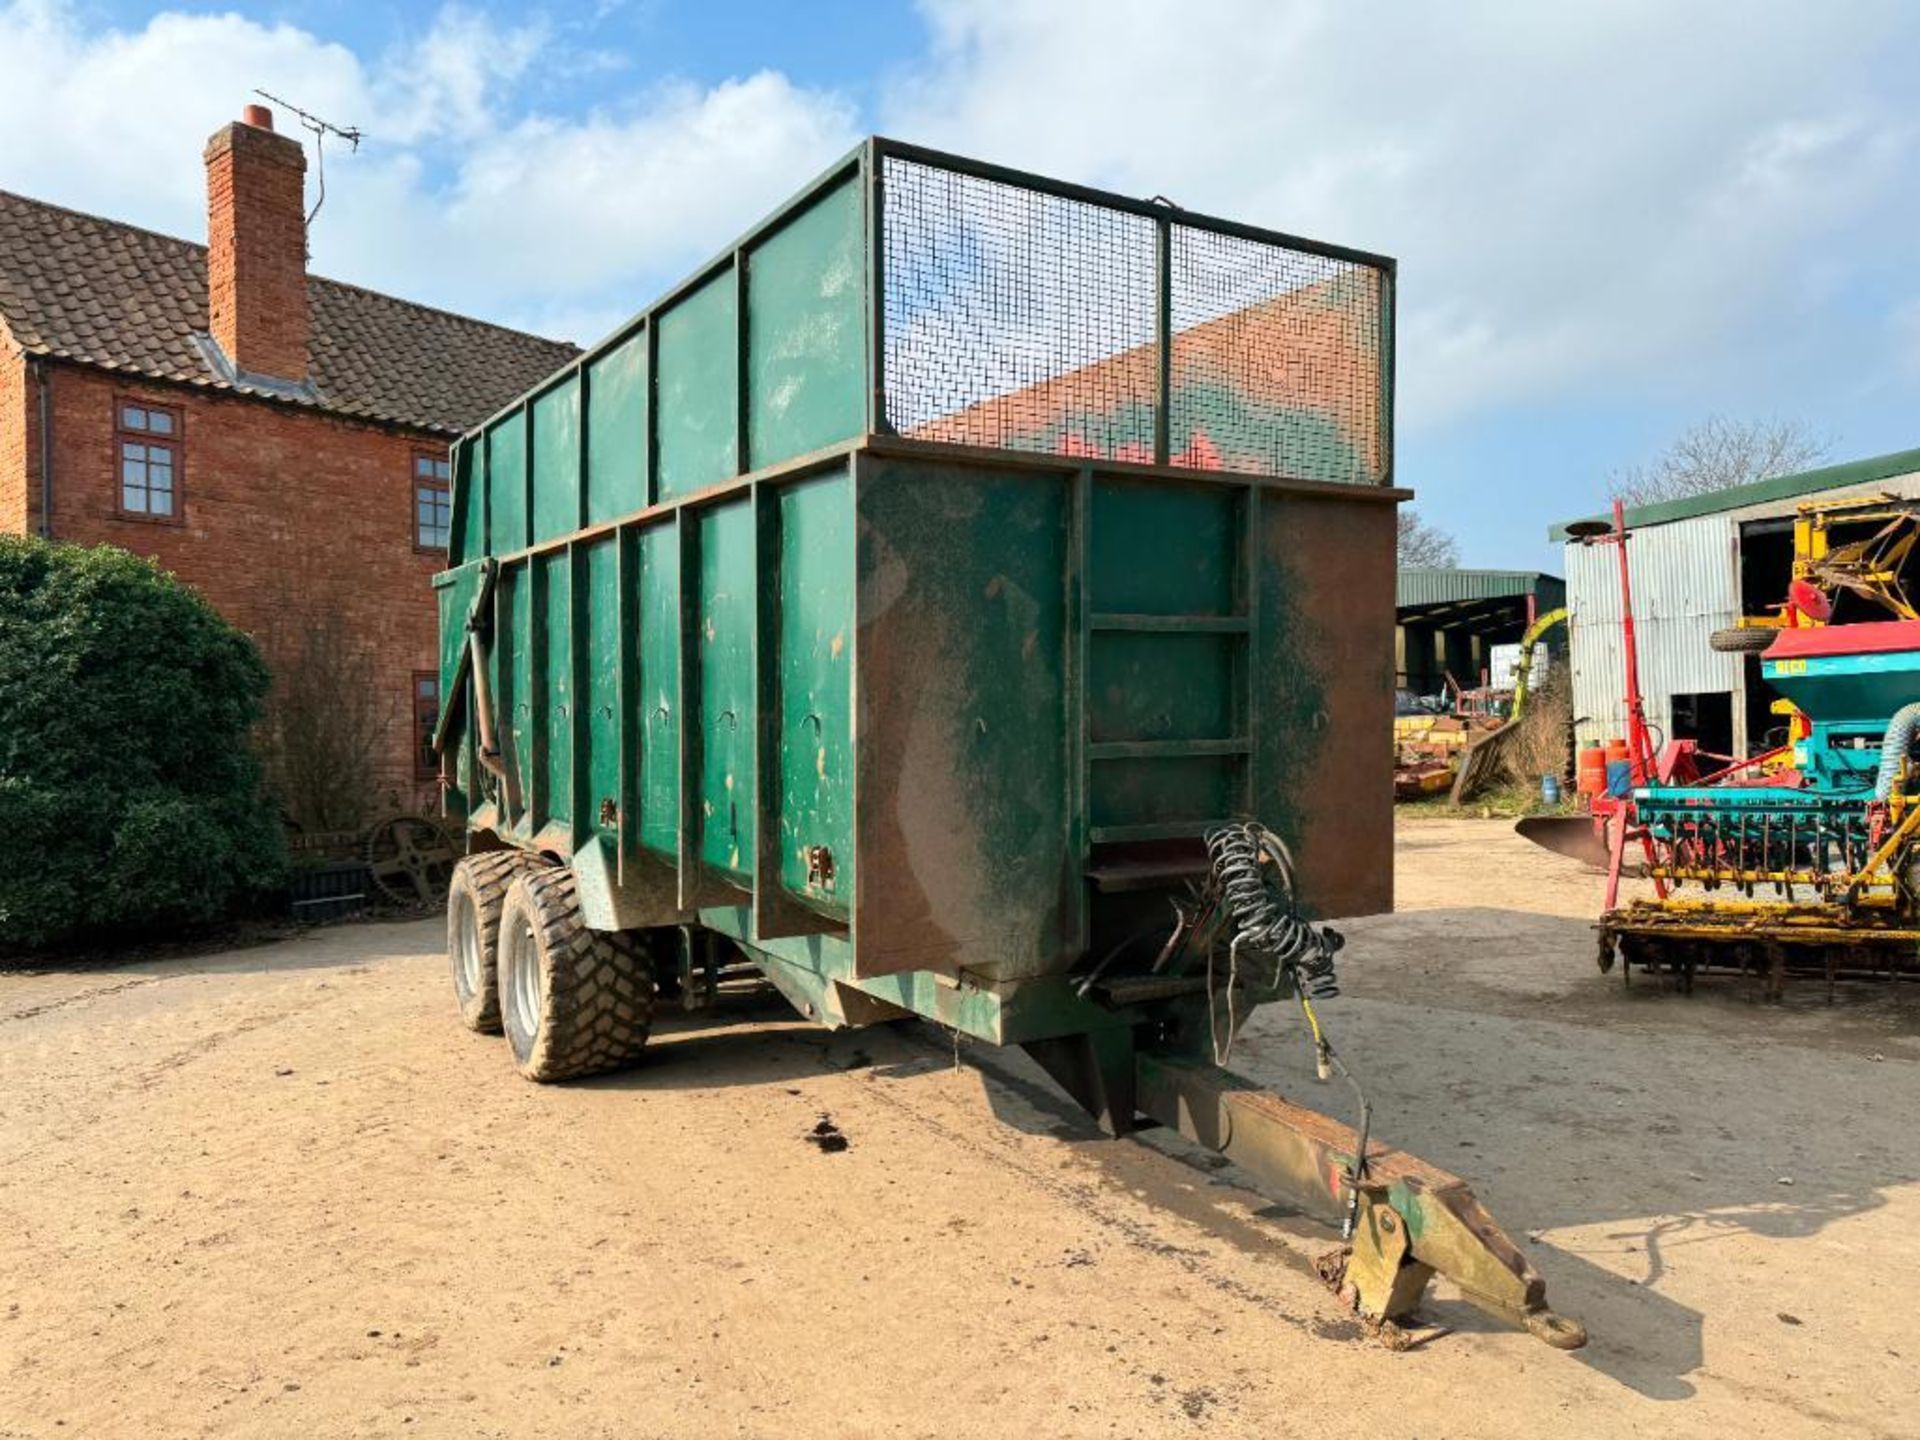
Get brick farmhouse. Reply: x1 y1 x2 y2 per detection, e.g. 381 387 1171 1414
0 104 577 820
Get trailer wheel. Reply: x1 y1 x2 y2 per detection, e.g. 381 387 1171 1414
497 867 657 1082
447 851 543 1034
1708 626 1776 654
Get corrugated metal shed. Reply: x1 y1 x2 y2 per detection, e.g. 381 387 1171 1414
1394 570 1564 694
1396 569 1564 608
1566 514 1739 747
1551 446 1920 541
1554 447 1920 751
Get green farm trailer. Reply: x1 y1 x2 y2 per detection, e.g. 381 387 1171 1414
432 139 1581 1347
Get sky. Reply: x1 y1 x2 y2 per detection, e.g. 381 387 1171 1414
3 0 1917 571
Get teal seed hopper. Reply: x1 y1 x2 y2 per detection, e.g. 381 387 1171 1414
1604 615 1920 986
431 139 1581 1346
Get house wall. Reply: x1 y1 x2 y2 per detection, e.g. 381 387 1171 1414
36 361 446 813
0 345 29 535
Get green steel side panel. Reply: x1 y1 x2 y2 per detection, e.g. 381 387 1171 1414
452 442 482 567
539 552 572 834
586 331 647 524
1090 754 1238 829
635 521 680 859
710 908 1127 1046
697 500 756 878
532 377 582 543
434 569 475 820
581 538 621 844
1086 477 1246 828
576 545 622 844
1087 632 1236 742
1089 480 1238 615
747 179 865 470
853 455 1070 981
436 563 481 706
533 552 568 829
486 411 528 555
486 568 504 813
776 470 855 913
500 560 533 837
656 269 738 500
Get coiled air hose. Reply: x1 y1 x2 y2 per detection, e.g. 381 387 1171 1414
1203 821 1372 1238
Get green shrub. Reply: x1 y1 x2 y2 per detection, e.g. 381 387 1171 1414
0 537 287 948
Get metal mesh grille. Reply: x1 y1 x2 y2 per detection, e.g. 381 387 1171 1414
876 150 1391 484
881 157 1157 457
1169 226 1386 485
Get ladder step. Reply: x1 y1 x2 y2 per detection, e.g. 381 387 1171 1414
1086 857 1210 893
1095 974 1210 1006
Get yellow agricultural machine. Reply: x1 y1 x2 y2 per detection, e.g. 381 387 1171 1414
1577 496 1920 994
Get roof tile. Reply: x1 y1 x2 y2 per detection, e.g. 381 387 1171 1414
0 190 578 435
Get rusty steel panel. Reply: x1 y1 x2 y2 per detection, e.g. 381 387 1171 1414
852 453 1073 980
1255 488 1397 920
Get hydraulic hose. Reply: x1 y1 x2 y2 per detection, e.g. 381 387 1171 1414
1875 701 1920 801
1200 821 1370 1237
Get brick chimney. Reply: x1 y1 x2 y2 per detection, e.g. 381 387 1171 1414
204 104 309 382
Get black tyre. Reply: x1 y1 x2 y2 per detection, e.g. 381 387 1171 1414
497 867 657 1082
447 851 543 1034
1708 626 1776 654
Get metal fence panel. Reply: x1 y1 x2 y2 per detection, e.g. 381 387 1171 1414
1169 225 1387 484
878 147 1391 483
880 155 1159 457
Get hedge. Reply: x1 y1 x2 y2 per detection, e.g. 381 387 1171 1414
0 537 287 948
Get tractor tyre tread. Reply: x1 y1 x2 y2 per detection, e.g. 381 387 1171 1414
1708 626 1776 654
447 850 543 1035
501 867 655 1083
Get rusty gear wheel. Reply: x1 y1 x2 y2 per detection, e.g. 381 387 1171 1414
364 812 457 906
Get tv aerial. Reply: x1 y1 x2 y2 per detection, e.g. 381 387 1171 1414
253 88 363 226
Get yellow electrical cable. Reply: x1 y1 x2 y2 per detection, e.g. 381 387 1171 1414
1298 992 1333 1081
1298 991 1325 1049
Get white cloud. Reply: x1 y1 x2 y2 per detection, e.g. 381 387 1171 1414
883 0 1920 429
3 0 1917 442
0 0 368 232
0 0 858 341
372 5 550 145
422 73 857 306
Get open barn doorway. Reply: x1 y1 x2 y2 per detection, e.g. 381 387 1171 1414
1736 518 1794 757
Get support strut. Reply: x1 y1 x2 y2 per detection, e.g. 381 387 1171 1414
1134 1052 1586 1349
